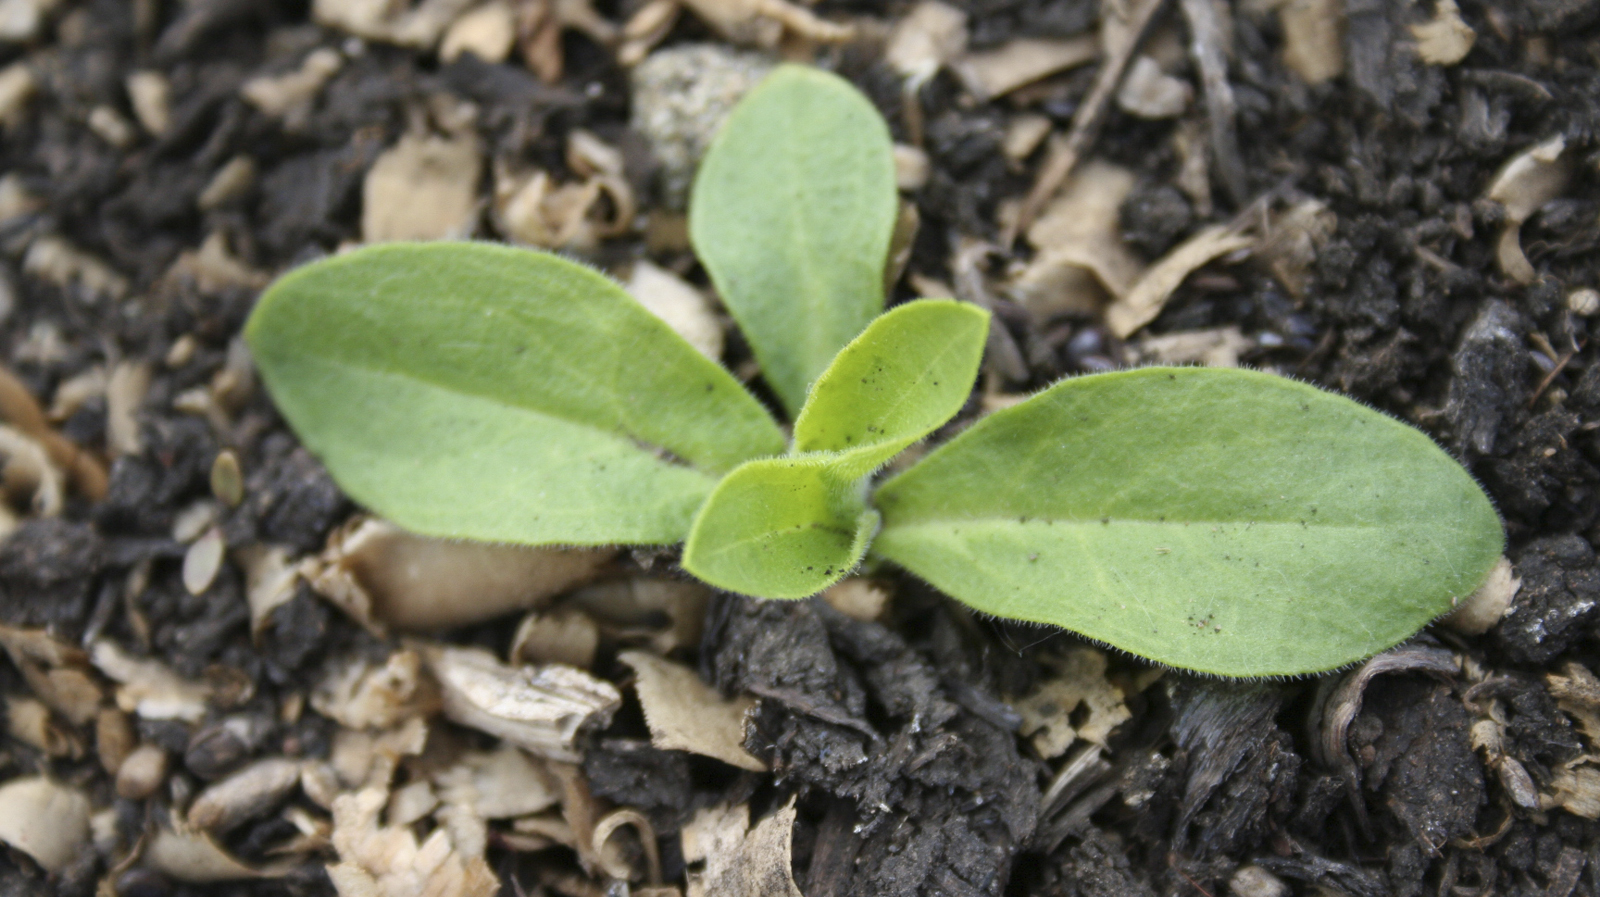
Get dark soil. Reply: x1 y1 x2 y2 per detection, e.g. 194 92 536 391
2 1 1600 896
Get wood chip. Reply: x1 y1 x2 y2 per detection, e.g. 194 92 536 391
0 777 90 873
1440 555 1519 635
146 817 294 882
91 639 214 722
954 36 1099 101
198 156 256 211
423 644 621 762
312 649 439 732
1106 224 1252 337
820 577 890 622
125 70 171 136
627 260 724 360
22 235 127 303
1275 0 1343 83
1411 0 1475 66
1132 325 1254 367
433 745 561 819
313 0 476 49
620 650 765 771
680 0 852 49
106 360 150 456
309 517 615 632
885 1 968 80
7 695 80 757
1012 648 1131 757
183 525 226 595
188 758 305 832
362 130 483 243
1115 54 1191 118
0 62 34 128
441 0 515 63
1485 136 1569 284
329 786 499 897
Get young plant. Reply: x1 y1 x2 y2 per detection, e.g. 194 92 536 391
245 65 1503 677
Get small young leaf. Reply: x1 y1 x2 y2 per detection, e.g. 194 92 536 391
873 368 1503 676
682 457 878 599
793 299 989 479
690 65 898 416
246 242 786 546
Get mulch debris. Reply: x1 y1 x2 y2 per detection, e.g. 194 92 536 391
0 0 1599 895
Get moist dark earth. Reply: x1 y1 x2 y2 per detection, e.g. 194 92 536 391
2 1 1600 896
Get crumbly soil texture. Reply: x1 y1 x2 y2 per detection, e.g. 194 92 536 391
2 1 1600 896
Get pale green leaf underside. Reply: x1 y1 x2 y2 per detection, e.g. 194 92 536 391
874 367 1504 676
246 242 786 545
689 64 898 417
793 299 989 480
683 457 878 599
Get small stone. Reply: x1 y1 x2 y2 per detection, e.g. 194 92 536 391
630 44 773 210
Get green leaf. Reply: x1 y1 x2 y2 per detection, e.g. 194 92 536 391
873 367 1504 676
793 299 989 479
689 64 898 417
246 242 786 546
682 456 879 599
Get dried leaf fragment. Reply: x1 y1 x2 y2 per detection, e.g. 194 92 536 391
1115 54 1192 118
423 644 620 762
619 650 764 771
682 800 803 897
885 1 968 80
0 777 90 873
1106 224 1252 337
1013 159 1141 318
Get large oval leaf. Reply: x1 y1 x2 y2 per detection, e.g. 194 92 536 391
689 64 898 417
246 242 786 546
793 299 989 479
872 367 1504 676
682 457 878 599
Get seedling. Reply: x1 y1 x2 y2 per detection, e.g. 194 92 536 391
245 65 1503 677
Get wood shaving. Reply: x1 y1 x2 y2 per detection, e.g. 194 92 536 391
239 544 301 636
7 695 81 756
0 777 90 873
820 577 891 622
423 644 621 762
0 62 34 128
1002 114 1052 165
47 365 106 421
433 745 561 819
1548 662 1600 749
0 173 42 225
183 526 226 595
1545 765 1600 819
241 47 343 121
682 800 804 897
124 70 170 136
309 517 615 633
1012 648 1131 757
1485 136 1569 284
627 260 724 360
106 360 150 456
312 649 440 731
1131 325 1254 367
1273 0 1344 84
363 130 483 243
146 815 295 882
681 0 851 49
954 36 1099 102
329 786 500 897
509 607 600 669
1440 556 1519 635
884 1 968 80
22 234 128 302
619 650 765 771
0 424 62 517
313 0 476 49
1012 159 1140 318
440 0 515 63
166 232 271 294
0 363 105 500
1410 0 1474 66
1106 224 1252 337
91 639 214 722
1115 54 1191 118
567 577 710 654
198 155 256 211
88 105 136 147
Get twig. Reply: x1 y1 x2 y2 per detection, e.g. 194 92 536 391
1007 0 1169 245
1178 0 1246 206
